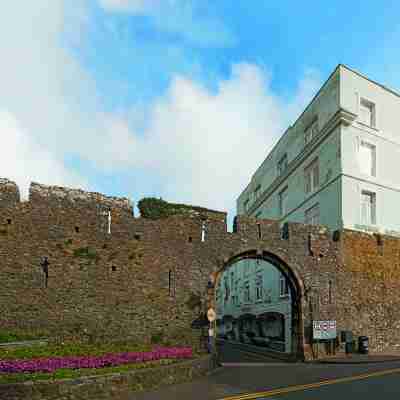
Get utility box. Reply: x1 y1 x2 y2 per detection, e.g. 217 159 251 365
345 340 355 354
358 336 369 354
341 330 353 343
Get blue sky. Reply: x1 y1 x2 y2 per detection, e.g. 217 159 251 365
1 0 400 228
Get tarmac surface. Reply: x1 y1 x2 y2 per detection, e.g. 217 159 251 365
129 342 400 399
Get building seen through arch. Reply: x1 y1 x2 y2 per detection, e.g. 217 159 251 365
216 257 292 353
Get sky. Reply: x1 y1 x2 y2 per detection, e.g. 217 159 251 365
1 0 400 229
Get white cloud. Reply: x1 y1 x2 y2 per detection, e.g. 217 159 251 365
0 0 320 222
0 111 87 200
0 1 94 197
99 63 321 218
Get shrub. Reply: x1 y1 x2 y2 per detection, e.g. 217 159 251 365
73 247 98 261
185 292 202 310
150 332 163 345
137 197 219 220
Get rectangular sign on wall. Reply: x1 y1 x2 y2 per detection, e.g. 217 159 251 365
313 320 337 340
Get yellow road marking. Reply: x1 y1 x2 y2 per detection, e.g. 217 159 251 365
218 367 400 400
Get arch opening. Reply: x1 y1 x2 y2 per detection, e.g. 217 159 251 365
212 250 304 360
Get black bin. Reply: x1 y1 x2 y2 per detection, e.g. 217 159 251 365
358 336 369 354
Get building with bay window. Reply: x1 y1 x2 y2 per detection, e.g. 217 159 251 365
237 64 400 237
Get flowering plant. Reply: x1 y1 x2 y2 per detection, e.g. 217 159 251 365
0 346 192 374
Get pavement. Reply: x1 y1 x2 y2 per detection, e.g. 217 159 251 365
128 343 400 399
313 353 400 364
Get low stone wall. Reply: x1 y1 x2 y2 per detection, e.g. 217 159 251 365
0 355 216 400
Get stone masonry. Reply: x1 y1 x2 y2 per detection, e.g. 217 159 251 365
0 178 399 360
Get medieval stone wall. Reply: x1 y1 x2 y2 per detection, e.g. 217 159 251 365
0 178 399 358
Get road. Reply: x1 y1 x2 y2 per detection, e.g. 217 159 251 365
130 343 400 400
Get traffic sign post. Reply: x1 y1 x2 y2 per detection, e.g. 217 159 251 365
313 320 337 340
312 320 337 358
207 308 216 322
206 308 217 356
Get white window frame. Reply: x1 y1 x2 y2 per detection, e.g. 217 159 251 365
305 203 320 225
255 274 263 301
279 275 289 298
358 140 376 177
304 118 319 145
277 153 288 176
278 186 288 216
244 259 251 277
360 190 376 226
304 158 319 194
359 97 376 128
254 184 262 200
244 281 251 303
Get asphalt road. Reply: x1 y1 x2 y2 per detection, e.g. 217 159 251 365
129 344 400 400
241 371 400 399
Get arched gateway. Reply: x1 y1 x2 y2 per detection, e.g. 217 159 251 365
208 249 305 361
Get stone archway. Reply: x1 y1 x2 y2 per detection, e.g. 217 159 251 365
207 249 305 361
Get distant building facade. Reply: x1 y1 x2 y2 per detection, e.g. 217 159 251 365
237 65 400 237
216 258 292 353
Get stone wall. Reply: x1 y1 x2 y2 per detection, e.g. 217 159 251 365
0 355 215 400
0 179 399 358
0 179 20 208
339 230 400 353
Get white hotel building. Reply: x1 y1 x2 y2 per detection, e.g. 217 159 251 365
237 64 400 237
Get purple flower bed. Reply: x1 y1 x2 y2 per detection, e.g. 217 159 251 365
0 346 193 374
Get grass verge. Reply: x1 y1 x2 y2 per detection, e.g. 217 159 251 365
0 358 183 384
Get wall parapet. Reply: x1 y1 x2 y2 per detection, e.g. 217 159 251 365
29 182 133 214
0 178 20 208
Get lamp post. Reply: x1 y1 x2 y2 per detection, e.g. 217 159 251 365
206 277 218 366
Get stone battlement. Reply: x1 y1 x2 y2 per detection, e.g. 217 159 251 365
29 181 133 214
0 178 20 207
0 177 399 358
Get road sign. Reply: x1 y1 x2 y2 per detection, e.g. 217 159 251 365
207 308 216 322
313 320 337 340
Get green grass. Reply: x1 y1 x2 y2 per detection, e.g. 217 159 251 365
0 341 153 361
0 358 182 384
0 331 47 344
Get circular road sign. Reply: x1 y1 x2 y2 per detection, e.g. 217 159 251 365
207 308 216 322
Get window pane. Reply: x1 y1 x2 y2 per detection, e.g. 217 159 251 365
361 192 376 225
360 106 371 125
360 99 375 127
305 172 311 193
313 163 319 188
359 142 376 176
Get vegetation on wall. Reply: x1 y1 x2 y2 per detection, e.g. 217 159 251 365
137 197 219 220
73 247 99 262
185 292 202 311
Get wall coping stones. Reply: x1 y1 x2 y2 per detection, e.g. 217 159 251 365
29 182 133 212
0 339 48 349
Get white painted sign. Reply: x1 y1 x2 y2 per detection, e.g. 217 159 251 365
313 320 337 340
207 308 216 322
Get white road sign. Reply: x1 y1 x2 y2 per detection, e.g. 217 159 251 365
313 320 337 340
207 308 216 322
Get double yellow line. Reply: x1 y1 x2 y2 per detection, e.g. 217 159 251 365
218 367 400 399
